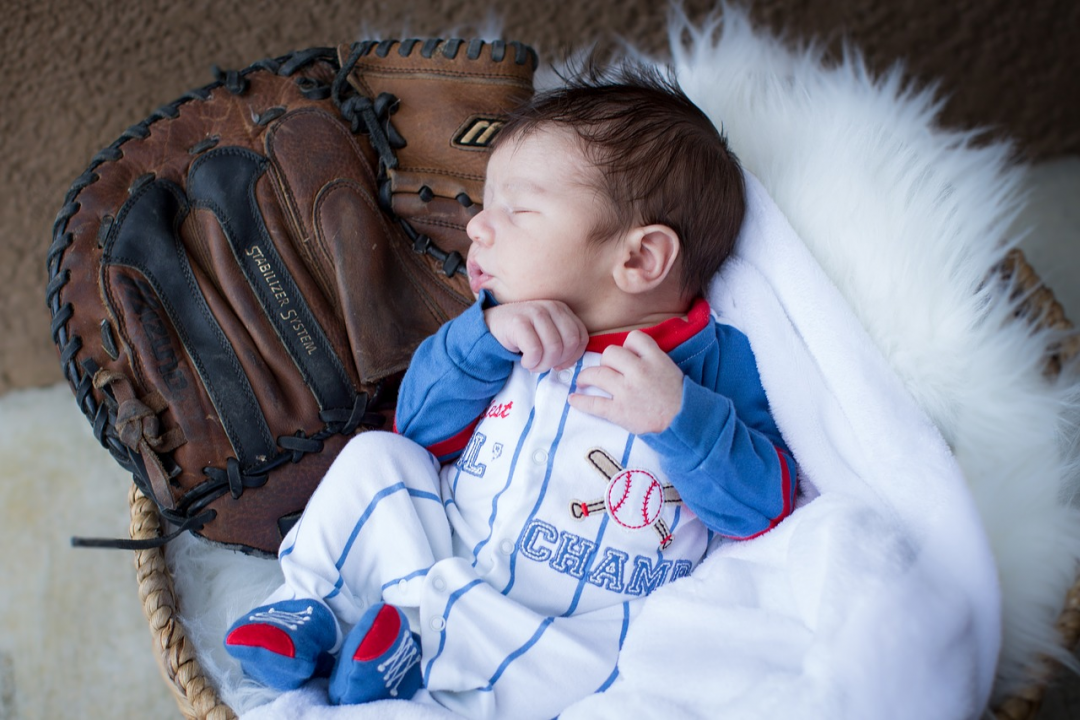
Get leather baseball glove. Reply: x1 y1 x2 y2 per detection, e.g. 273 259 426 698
48 39 536 555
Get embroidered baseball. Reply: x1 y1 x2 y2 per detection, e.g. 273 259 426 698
572 447 683 548
606 469 664 530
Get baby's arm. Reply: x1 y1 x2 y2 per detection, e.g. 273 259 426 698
397 296 587 463
572 326 796 539
395 296 517 462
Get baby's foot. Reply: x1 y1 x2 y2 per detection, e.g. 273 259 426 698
224 599 336 690
329 602 423 705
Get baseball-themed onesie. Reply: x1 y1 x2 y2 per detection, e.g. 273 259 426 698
226 292 797 719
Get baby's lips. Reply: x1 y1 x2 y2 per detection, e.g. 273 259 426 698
466 259 488 295
467 265 481 294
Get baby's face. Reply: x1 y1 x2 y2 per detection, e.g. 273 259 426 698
465 126 620 315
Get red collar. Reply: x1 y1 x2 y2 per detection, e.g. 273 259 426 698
585 298 711 353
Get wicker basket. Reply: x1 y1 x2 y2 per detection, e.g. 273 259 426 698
131 484 237 720
128 249 1078 720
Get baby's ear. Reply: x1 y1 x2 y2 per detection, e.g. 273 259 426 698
613 224 681 294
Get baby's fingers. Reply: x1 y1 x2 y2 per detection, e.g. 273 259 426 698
574 365 622 394
523 312 565 372
567 392 612 421
514 323 545 370
551 309 589 369
533 314 582 373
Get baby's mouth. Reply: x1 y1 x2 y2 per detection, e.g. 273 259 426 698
467 259 491 295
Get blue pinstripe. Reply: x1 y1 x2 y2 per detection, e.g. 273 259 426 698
670 505 683 534
324 483 441 601
449 461 464 497
483 616 555 690
469 372 545 566
278 512 306 558
380 567 431 593
424 579 485 679
501 362 582 595
594 602 631 693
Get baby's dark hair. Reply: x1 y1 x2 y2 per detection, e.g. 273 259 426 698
493 60 746 299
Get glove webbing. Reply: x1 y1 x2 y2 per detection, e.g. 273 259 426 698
332 42 468 280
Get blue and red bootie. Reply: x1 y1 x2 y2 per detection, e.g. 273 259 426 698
328 602 423 705
224 599 337 690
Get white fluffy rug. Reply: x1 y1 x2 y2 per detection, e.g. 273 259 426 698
7 7 1079 719
0 385 179 718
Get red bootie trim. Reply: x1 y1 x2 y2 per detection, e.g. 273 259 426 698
226 623 297 659
352 605 402 662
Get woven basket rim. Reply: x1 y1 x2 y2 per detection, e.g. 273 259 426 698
130 482 237 720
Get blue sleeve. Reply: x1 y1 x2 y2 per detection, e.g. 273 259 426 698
641 323 797 539
396 291 519 462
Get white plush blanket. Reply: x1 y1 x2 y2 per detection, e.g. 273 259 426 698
169 8 1080 720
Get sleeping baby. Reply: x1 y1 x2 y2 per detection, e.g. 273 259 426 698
224 61 798 719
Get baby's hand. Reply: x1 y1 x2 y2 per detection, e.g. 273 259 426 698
569 330 683 435
484 300 589 373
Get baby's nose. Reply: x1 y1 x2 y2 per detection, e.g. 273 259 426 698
466 210 492 246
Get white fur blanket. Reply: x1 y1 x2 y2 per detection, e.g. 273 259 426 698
167 8 1080 719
